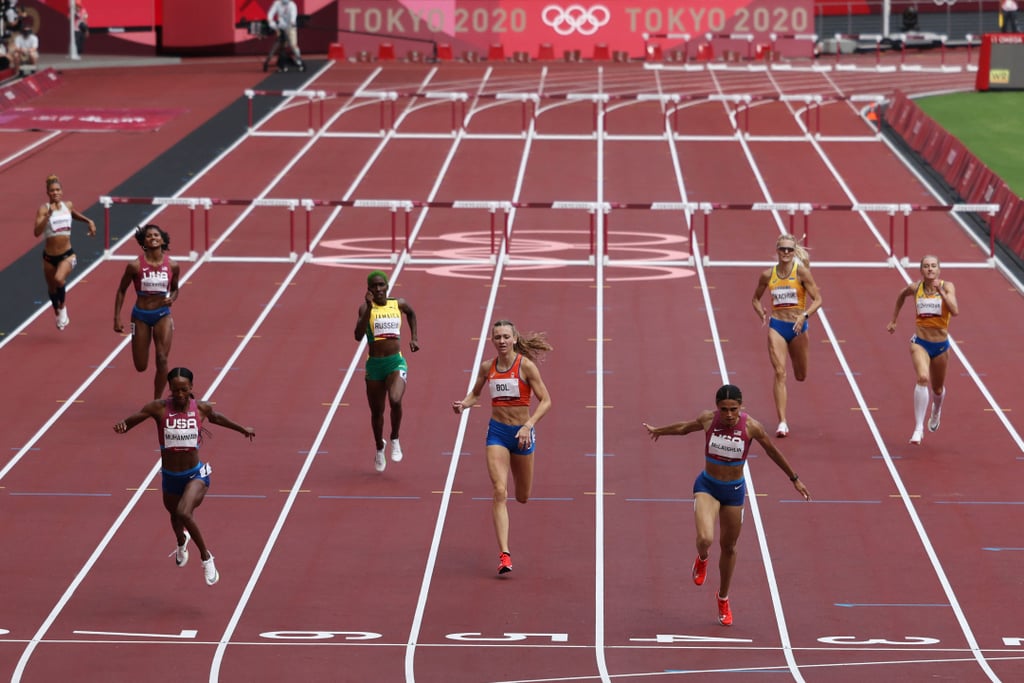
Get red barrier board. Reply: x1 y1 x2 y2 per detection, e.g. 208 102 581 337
996 196 1024 254
936 138 970 191
919 123 948 167
955 155 986 201
0 69 62 111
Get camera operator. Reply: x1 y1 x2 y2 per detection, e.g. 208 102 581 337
263 0 304 72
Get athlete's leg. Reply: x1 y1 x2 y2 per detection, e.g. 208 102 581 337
151 315 174 399
486 445 513 553
716 504 744 598
509 452 534 504
384 370 407 441
788 329 810 382
365 379 387 449
767 329 790 425
694 491 720 563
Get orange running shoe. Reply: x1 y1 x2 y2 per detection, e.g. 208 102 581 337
716 592 733 626
692 555 708 586
497 552 512 574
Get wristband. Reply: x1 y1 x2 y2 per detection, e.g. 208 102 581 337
789 473 799 482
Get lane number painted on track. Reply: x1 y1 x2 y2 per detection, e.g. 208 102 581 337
818 635 940 646
72 629 198 639
631 634 754 644
447 632 569 643
259 631 382 641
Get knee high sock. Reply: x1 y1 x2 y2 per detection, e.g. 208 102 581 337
913 384 929 431
932 387 945 413
56 285 66 308
48 292 61 312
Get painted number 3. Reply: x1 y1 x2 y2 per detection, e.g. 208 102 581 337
818 635 941 645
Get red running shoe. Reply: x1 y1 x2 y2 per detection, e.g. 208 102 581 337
692 555 708 586
497 552 512 574
716 592 733 626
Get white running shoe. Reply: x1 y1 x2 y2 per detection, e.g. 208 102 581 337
56 307 69 330
909 430 923 445
169 529 191 567
202 554 219 586
391 438 403 462
776 422 789 438
374 441 386 472
928 407 942 433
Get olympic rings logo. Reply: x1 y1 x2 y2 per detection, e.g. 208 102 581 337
541 4 611 36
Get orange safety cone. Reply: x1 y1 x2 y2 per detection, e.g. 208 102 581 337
866 104 879 122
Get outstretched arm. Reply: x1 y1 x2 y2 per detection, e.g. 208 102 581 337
200 402 255 440
747 417 811 501
642 410 713 442
113 400 163 433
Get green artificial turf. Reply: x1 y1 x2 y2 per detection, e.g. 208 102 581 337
915 91 1024 197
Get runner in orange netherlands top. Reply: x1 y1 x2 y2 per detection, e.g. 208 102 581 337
453 319 552 575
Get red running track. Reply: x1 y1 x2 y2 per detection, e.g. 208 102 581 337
1 59 1023 682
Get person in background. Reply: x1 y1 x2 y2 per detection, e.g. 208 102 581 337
73 1 89 56
33 174 96 330
113 367 256 587
264 0 305 72
642 384 810 627
1002 0 1019 32
12 23 37 71
886 255 958 445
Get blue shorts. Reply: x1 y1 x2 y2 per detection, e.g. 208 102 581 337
911 335 949 359
132 305 172 328
693 470 746 507
161 462 211 495
769 316 808 343
486 418 535 456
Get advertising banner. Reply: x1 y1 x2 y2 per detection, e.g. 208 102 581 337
976 33 1024 90
336 0 816 58
0 107 186 132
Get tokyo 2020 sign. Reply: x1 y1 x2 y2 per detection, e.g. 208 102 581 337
336 0 815 57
